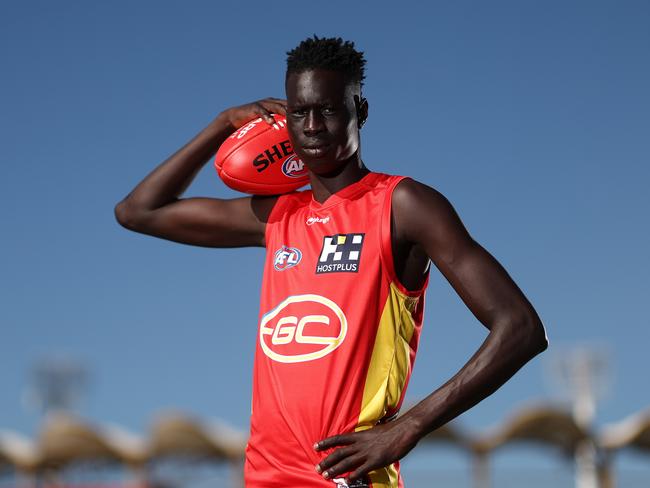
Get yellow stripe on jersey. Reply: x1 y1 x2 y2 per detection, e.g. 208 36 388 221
355 282 421 487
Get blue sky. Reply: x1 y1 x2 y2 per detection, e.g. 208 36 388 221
1 0 649 479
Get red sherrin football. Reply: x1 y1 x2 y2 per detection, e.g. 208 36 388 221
214 114 309 195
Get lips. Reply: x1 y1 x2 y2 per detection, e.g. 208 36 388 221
302 142 329 150
302 142 330 158
302 144 329 158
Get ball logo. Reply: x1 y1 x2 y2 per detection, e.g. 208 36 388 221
282 155 308 178
259 294 347 363
234 118 262 139
273 246 302 271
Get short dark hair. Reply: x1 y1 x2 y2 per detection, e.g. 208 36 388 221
286 36 366 88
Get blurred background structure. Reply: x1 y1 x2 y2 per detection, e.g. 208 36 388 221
1 395 649 487
2 0 649 487
1 350 648 487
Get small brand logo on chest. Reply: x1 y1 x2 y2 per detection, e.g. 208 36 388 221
306 216 331 226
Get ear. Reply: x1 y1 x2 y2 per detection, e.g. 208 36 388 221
355 95 369 128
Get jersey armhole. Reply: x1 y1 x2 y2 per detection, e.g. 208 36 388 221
379 176 430 297
263 194 289 248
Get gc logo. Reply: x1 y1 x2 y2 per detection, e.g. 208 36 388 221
259 294 347 363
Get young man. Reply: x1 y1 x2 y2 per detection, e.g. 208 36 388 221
115 37 547 487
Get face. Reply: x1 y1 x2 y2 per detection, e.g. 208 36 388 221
286 69 366 175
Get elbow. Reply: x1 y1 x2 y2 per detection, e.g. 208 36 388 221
114 198 144 231
519 314 548 358
497 311 548 360
531 324 549 356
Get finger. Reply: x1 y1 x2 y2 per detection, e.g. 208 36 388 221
264 103 286 117
320 455 363 480
271 103 287 116
261 100 287 116
315 434 355 451
255 104 275 125
316 446 356 473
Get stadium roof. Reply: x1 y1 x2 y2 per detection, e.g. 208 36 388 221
1 405 649 474
600 409 650 453
470 404 590 455
0 411 245 474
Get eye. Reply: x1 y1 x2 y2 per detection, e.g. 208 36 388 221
322 107 335 116
289 108 306 118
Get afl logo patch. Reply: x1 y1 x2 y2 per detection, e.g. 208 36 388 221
259 294 348 363
273 246 302 271
282 155 307 178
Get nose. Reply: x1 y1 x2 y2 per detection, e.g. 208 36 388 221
304 110 325 136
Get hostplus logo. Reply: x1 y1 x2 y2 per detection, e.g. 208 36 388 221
316 233 365 274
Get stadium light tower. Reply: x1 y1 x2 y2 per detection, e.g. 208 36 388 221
546 346 611 488
23 356 89 415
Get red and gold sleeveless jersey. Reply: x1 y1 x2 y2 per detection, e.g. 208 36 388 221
244 172 428 487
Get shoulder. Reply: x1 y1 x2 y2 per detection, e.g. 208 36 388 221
392 177 455 221
391 177 466 244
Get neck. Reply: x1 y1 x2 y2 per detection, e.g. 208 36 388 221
309 155 370 203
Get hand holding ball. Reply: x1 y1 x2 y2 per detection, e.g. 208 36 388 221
214 115 309 195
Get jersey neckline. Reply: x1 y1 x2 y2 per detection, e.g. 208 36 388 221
308 171 383 211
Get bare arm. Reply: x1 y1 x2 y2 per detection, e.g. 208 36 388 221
314 179 548 482
114 98 287 248
390 179 548 433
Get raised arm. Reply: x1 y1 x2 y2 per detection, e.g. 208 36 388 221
313 179 548 483
114 98 287 248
